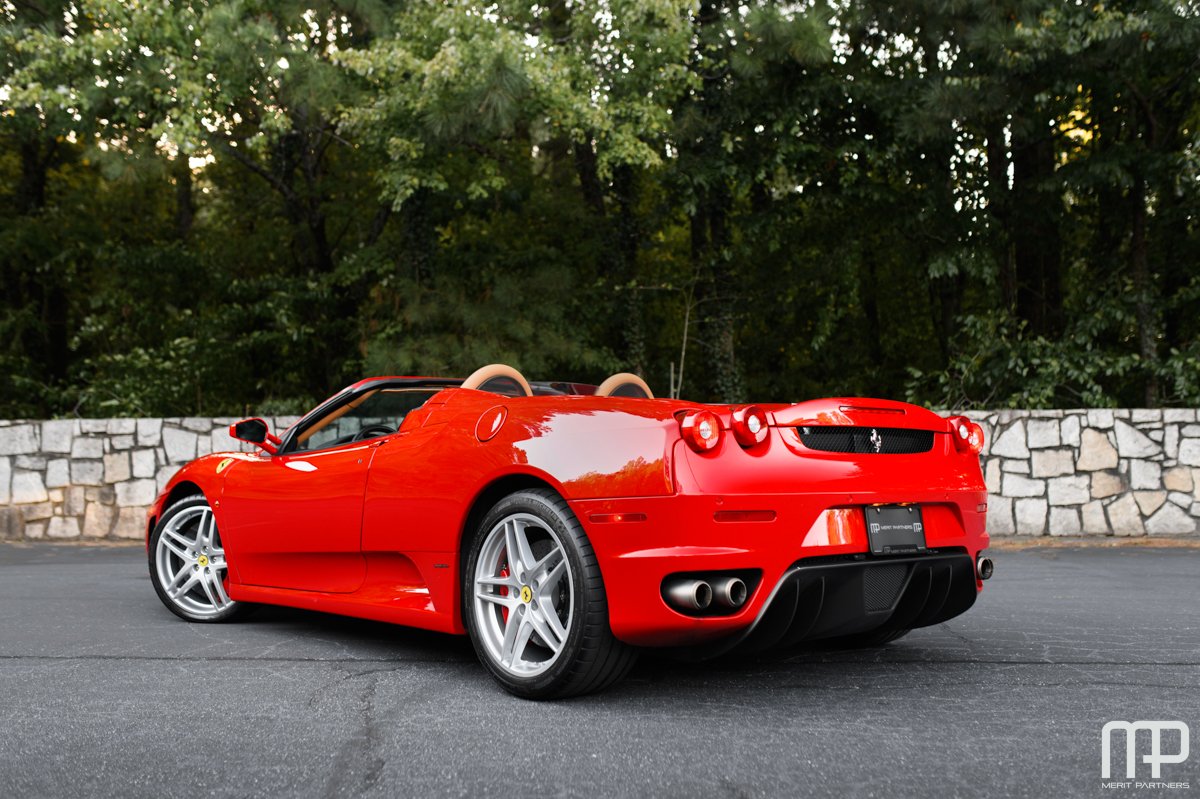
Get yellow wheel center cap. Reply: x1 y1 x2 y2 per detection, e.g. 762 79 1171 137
520 585 533 604
197 554 209 568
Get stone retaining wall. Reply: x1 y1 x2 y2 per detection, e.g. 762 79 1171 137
0 417 297 540
1 410 1198 541
966 409 1199 536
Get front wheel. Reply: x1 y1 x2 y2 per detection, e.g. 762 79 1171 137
149 494 247 623
463 489 637 699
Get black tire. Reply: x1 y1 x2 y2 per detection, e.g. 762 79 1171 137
825 627 910 649
463 488 638 699
149 494 249 623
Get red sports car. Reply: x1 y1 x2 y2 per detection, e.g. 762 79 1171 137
146 364 992 698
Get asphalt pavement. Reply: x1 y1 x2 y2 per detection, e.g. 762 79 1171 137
0 542 1197 798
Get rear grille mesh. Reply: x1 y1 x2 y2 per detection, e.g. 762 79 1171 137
797 426 935 454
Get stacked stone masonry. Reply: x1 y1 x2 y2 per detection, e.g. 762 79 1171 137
1 411 1198 540
967 409 1200 536
0 417 297 541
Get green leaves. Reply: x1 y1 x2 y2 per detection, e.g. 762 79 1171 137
1 0 1198 415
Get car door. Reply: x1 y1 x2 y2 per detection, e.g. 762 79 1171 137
219 388 416 593
221 442 376 593
357 404 480 618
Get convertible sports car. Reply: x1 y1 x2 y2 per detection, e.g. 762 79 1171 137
146 364 993 698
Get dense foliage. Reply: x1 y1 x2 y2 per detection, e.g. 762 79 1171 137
2 0 1198 416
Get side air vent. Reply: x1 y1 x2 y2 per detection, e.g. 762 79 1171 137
798 426 935 454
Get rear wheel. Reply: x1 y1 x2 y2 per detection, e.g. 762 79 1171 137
149 494 247 623
463 489 637 698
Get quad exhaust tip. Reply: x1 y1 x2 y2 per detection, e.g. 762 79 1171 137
977 555 994 581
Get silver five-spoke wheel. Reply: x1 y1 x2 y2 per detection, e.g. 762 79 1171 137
473 513 573 677
151 495 240 621
463 489 637 699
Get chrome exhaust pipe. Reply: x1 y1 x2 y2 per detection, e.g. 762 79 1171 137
710 576 748 609
664 578 712 611
976 555 994 581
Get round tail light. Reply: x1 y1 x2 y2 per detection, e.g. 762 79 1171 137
680 410 723 453
950 417 985 455
731 405 769 447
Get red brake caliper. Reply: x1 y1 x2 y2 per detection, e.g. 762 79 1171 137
498 559 510 625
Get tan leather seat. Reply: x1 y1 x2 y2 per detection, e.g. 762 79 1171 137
460 364 533 397
595 373 654 399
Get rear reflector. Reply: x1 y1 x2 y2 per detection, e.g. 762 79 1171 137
714 510 776 523
803 508 866 547
588 513 647 524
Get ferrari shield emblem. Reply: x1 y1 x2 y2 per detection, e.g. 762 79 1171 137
216 457 234 474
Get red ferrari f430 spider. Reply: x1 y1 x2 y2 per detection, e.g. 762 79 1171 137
146 364 992 698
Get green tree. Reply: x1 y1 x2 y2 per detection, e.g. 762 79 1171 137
1 0 1197 416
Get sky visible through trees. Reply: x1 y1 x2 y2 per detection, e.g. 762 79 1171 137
1 0 1198 416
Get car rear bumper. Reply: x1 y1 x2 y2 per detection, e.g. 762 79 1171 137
571 490 988 648
713 551 978 655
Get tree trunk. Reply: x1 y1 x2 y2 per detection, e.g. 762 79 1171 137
17 137 53 215
985 120 1016 310
1130 174 1158 407
1091 90 1123 281
931 272 963 366
613 165 646 375
691 187 744 403
573 137 606 217
1011 129 1063 338
14 134 67 390
402 188 435 284
307 208 335 273
43 280 69 383
860 252 884 386
173 158 195 240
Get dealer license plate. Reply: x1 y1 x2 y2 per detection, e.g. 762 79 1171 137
865 505 927 555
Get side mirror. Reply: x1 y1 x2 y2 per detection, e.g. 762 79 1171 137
230 418 279 454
